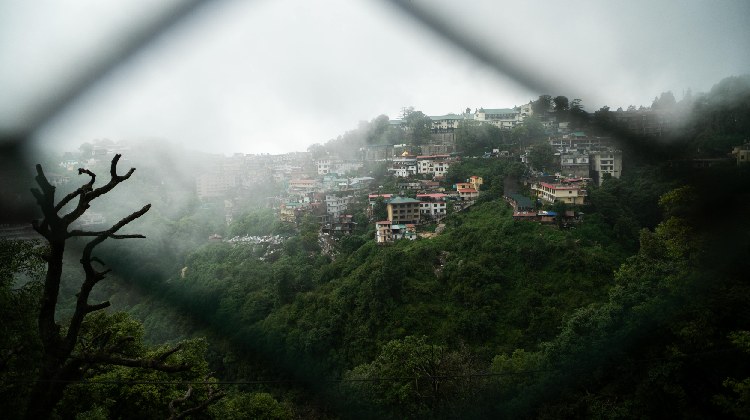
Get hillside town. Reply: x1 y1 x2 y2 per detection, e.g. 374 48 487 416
184 102 630 244
23 95 746 248
3 69 750 419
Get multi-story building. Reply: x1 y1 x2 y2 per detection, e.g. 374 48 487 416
375 221 417 244
532 181 587 205
560 152 590 178
321 214 356 236
279 202 304 223
457 188 479 201
589 150 623 185
474 108 521 129
318 160 364 176
387 197 421 224
325 194 353 218
317 159 332 175
469 176 483 191
288 179 319 198
417 193 447 220
429 113 468 131
549 133 612 152
375 220 393 243
389 156 418 178
417 155 451 178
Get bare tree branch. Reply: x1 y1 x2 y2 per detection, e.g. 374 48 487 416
24 154 164 420
65 202 151 352
85 301 111 313
68 230 146 239
54 168 95 212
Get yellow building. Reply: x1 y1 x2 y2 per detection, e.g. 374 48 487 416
469 176 483 191
532 182 586 205
386 197 421 224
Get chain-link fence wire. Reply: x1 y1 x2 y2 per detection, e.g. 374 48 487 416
1 1 748 417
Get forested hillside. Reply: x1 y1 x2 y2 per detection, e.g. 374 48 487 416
2 76 750 418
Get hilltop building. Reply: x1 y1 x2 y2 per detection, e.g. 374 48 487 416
474 108 522 129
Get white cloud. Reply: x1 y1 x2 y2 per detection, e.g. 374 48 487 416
0 0 745 155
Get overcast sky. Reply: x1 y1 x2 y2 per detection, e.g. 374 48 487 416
1 0 748 155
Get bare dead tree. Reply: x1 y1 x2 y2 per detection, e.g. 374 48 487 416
24 154 190 419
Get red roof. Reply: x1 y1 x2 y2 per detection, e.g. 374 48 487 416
416 193 447 199
458 188 478 193
368 194 393 199
540 182 579 190
376 220 391 225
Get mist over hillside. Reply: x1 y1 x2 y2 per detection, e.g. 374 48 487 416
2 73 749 418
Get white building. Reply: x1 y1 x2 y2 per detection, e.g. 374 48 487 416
375 221 417 244
389 157 418 177
474 108 521 129
532 181 587 205
417 155 452 178
325 194 353 218
417 193 447 219
589 150 623 185
317 159 332 175
429 114 469 131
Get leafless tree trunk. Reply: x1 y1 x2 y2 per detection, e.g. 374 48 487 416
24 154 188 419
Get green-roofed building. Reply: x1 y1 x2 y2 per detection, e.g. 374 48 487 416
474 107 522 129
429 113 469 131
387 196 421 224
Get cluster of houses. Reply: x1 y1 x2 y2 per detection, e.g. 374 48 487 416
533 132 623 186
372 176 482 243
15 101 746 248
187 102 628 244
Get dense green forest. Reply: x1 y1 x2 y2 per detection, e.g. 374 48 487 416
2 75 750 418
